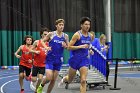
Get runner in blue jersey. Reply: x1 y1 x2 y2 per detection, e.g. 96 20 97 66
58 17 94 93
37 19 69 93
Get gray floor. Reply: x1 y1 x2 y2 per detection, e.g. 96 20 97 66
42 70 140 93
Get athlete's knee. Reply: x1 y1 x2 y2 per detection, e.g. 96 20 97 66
65 75 69 80
46 74 53 81
19 76 24 79
19 74 24 79
80 79 86 84
31 77 37 82
67 75 75 83
66 76 71 83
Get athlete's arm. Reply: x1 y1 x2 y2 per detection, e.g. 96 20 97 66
89 33 95 55
68 32 89 50
90 33 94 42
43 32 52 41
32 40 38 49
14 45 22 58
29 40 40 54
102 45 109 52
62 34 69 49
29 45 34 63
41 32 52 51
89 33 95 49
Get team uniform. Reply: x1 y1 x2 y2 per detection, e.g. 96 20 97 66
32 40 48 76
69 31 92 70
92 38 107 56
19 45 32 76
45 31 66 71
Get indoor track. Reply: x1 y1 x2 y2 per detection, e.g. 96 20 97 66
0 69 140 93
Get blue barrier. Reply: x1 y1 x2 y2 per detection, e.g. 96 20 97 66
91 46 107 76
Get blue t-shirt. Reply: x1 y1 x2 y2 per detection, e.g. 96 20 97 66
92 38 107 56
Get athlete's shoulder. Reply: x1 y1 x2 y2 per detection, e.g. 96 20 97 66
71 31 80 40
75 31 81 37
20 45 25 49
89 33 94 41
74 31 80 36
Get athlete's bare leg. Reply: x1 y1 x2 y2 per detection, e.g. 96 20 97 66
47 70 59 93
19 73 24 90
66 67 76 83
36 74 44 92
79 66 88 93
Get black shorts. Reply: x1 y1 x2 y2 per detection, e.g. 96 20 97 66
19 65 31 77
32 65 45 77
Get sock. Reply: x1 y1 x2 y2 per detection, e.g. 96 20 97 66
41 84 44 87
41 80 50 87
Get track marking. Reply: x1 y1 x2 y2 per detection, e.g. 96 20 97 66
0 75 18 80
0 73 17 77
0 79 18 93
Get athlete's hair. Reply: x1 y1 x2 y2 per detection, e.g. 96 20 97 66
90 31 95 36
23 35 34 45
80 17 91 25
55 19 65 25
99 34 106 45
40 27 50 37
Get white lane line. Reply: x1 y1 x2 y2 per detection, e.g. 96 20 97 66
0 79 18 93
0 73 17 77
0 75 18 80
